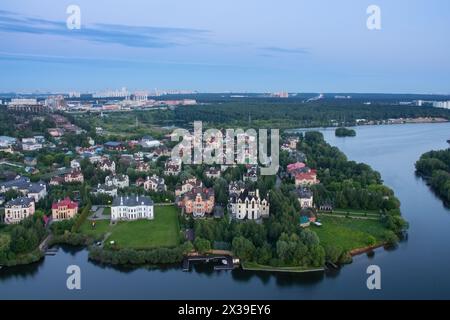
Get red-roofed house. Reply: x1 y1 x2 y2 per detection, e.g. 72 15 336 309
52 197 79 221
295 169 319 187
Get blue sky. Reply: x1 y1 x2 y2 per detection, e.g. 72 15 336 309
0 0 449 93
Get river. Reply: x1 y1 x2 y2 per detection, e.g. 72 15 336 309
1 123 450 299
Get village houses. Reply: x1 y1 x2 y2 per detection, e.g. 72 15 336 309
52 197 78 221
3 197 35 224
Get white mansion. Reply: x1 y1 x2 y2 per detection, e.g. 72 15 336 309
229 188 270 220
111 195 154 221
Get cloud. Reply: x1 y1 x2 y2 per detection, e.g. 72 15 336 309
0 10 210 48
260 46 309 54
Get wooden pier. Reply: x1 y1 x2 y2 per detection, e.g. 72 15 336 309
182 255 235 272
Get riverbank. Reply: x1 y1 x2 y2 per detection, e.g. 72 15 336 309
241 262 325 273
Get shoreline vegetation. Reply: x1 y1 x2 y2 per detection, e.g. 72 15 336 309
415 148 450 205
335 127 356 137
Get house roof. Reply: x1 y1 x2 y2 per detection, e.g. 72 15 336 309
52 197 78 209
5 197 34 207
112 195 153 207
296 187 313 198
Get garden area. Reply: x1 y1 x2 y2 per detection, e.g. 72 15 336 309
79 205 181 250
313 216 387 252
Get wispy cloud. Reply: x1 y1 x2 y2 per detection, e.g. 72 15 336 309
0 10 210 48
260 46 309 54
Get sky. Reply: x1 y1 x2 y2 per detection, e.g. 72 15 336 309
0 0 449 93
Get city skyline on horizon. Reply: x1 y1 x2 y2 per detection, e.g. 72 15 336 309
1 1 450 93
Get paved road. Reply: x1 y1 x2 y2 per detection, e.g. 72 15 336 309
89 207 109 220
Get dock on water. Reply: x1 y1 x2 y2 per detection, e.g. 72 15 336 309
182 255 235 272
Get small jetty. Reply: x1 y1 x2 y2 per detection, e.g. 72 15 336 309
182 255 235 272
45 248 58 256
325 261 339 270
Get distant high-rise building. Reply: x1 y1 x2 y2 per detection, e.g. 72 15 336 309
433 101 450 109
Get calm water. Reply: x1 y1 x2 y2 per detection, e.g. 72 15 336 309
1 123 450 300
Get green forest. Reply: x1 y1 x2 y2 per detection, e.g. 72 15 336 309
416 148 450 204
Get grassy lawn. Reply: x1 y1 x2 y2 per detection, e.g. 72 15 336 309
79 219 111 238
314 216 387 252
102 207 111 215
107 205 181 249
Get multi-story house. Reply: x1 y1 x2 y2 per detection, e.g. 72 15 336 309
105 174 129 189
175 177 203 197
178 187 215 218
111 195 154 221
143 175 167 192
0 176 47 202
50 169 84 185
65 169 84 183
91 184 118 197
229 180 246 197
229 189 269 220
52 197 78 221
295 169 319 187
286 162 307 177
135 161 150 172
205 167 221 179
98 158 116 173
243 165 258 183
4 197 35 224
296 187 314 208
164 159 181 176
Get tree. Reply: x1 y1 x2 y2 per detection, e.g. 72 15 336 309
194 237 211 254
232 236 255 261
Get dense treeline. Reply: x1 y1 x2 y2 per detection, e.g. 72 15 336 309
88 242 193 265
335 127 356 137
171 100 450 129
0 214 47 266
416 148 450 204
68 100 450 132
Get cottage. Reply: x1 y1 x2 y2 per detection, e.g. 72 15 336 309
205 167 221 179
4 197 35 224
65 169 84 183
287 162 307 177
243 165 258 183
98 159 116 173
0 176 47 201
295 169 319 187
111 195 154 221
229 180 246 197
143 175 167 192
164 159 181 176
135 161 150 172
104 141 126 151
296 187 314 208
91 184 118 197
105 174 129 189
52 197 78 221
229 189 270 220
178 187 215 218
175 177 203 197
